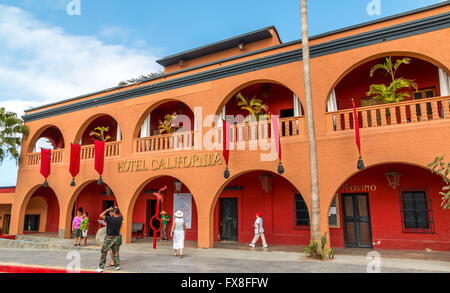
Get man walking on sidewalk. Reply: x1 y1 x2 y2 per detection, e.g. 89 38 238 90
249 212 268 248
96 207 122 272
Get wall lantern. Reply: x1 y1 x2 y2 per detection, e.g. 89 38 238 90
105 186 112 196
259 173 273 193
261 83 271 99
174 179 182 193
385 170 401 190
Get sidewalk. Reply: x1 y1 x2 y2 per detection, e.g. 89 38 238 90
1 235 449 273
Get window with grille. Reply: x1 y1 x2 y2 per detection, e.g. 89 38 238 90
294 193 310 227
400 190 434 233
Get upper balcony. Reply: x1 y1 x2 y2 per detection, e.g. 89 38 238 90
324 55 450 134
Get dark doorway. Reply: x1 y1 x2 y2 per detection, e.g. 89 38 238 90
220 198 238 241
341 193 373 248
24 215 40 232
3 214 11 234
147 199 160 237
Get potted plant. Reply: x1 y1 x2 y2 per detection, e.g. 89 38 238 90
235 92 270 122
89 126 111 142
366 57 418 124
158 112 181 134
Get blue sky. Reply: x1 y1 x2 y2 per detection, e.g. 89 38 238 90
0 0 446 186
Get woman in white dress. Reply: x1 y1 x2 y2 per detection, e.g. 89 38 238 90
170 210 186 258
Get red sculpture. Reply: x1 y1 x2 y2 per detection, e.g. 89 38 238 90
150 186 167 249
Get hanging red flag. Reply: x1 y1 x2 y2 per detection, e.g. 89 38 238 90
40 148 51 187
352 98 365 170
69 143 81 186
222 120 230 178
271 115 284 174
94 140 105 184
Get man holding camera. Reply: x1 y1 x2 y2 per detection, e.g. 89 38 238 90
96 206 123 272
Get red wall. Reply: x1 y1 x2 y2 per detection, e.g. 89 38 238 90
330 164 450 251
213 171 310 245
334 57 441 110
74 182 118 235
0 187 15 193
225 83 301 119
132 176 198 241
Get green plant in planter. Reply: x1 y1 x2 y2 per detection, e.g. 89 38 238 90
158 112 181 134
428 155 450 210
303 232 335 260
235 92 270 122
366 57 418 105
89 126 111 142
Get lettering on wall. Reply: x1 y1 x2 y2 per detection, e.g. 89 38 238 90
118 152 223 173
340 184 377 193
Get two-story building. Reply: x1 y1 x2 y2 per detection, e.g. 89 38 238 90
1 2 450 251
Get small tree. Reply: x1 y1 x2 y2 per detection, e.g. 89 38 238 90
366 57 418 104
428 155 450 210
0 107 29 164
235 92 270 122
89 126 111 142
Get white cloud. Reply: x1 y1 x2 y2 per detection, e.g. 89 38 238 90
0 4 162 116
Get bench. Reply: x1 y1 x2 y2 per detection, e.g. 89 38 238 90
132 223 144 239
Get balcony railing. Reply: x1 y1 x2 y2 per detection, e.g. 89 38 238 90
326 96 450 132
26 149 64 166
80 141 121 160
134 131 195 153
134 116 304 153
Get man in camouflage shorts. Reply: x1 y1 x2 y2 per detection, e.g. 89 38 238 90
96 207 123 272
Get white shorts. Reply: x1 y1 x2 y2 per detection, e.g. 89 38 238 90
82 230 88 238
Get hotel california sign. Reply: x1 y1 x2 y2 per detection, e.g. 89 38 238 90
118 152 223 173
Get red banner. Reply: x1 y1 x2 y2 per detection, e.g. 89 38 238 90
40 148 51 179
94 140 105 176
222 120 230 166
69 143 81 179
352 99 362 156
271 115 281 161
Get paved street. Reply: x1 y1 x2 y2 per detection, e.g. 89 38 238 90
0 245 449 273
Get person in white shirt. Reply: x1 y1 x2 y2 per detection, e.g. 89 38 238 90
249 212 268 248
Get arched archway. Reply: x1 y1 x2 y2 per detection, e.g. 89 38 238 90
133 100 196 153
65 181 119 238
23 186 60 234
27 125 65 153
327 162 450 251
127 175 198 244
212 170 310 247
74 114 122 145
215 81 304 123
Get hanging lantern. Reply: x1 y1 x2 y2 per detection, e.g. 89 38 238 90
105 186 112 196
385 170 401 190
259 173 273 193
174 179 182 193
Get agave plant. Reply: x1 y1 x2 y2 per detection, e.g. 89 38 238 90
89 126 111 142
235 92 270 122
158 112 181 134
366 57 418 104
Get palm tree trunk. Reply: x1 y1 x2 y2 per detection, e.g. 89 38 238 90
300 0 321 242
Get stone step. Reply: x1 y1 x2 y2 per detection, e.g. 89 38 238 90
0 238 100 251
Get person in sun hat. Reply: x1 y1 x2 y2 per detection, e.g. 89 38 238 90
170 210 186 258
160 210 170 240
249 212 268 248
